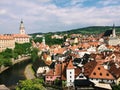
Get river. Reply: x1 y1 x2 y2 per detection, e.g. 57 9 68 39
0 59 31 89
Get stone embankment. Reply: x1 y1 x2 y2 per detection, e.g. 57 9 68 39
24 64 35 79
0 56 31 74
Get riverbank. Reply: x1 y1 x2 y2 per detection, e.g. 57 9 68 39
0 56 31 74
24 64 35 79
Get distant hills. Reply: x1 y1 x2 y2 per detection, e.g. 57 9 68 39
30 26 120 35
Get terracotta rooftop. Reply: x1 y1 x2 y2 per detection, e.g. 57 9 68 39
67 60 74 69
0 35 14 40
84 61 97 76
109 62 120 79
13 34 29 38
46 69 54 76
89 63 115 80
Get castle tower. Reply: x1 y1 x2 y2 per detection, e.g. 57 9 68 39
112 24 116 37
66 60 75 87
42 36 46 46
20 20 25 34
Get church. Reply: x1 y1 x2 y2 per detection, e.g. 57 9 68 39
0 20 30 52
103 24 120 46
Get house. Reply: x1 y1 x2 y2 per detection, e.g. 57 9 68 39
66 60 75 87
84 61 115 84
109 62 120 85
45 62 62 84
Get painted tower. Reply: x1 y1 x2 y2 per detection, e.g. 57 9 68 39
112 24 116 37
42 36 46 46
66 60 75 87
20 20 25 34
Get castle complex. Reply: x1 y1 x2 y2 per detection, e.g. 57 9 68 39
0 20 30 52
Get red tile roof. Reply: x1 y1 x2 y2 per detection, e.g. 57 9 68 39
89 64 115 80
13 34 29 38
84 61 97 76
109 62 120 79
67 60 74 69
0 35 14 40
84 61 114 80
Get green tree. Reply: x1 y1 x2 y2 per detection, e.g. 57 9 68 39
113 84 120 90
14 43 31 56
0 56 3 70
34 37 42 43
1 48 13 58
31 48 39 62
16 79 46 90
3 58 12 66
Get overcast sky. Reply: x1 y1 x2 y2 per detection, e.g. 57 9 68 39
0 0 120 34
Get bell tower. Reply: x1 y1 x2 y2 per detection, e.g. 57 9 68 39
112 24 116 37
20 20 25 34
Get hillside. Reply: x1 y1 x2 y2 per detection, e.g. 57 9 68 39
30 26 120 35
56 26 120 35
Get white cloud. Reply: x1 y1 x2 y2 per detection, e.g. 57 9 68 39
71 0 87 5
0 9 7 15
0 0 120 33
98 0 120 6
36 0 51 3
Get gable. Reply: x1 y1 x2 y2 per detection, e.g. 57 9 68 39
89 64 115 80
76 73 87 80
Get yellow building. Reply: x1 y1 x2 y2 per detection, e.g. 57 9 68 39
0 35 15 52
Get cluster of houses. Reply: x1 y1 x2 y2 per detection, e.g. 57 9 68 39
33 25 120 89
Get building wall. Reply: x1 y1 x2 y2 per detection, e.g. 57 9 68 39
0 36 29 52
89 78 115 84
117 77 120 85
15 37 30 44
45 75 61 83
0 38 15 52
108 38 120 46
66 69 75 87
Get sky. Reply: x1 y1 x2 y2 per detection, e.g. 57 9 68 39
0 0 120 34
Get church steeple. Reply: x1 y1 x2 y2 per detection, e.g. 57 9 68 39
42 36 46 46
20 20 25 34
112 23 116 37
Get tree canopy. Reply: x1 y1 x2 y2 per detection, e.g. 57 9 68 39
16 78 46 90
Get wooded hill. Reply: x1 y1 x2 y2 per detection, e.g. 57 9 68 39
30 26 120 35
55 26 120 35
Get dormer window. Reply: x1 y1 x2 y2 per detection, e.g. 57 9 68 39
79 76 83 78
98 67 100 70
93 72 96 75
100 73 102 76
106 73 109 76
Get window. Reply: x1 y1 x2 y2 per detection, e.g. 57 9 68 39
98 67 101 70
70 72 72 74
100 73 102 76
70 76 72 78
79 76 83 78
70 80 72 82
106 73 109 76
93 72 96 75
